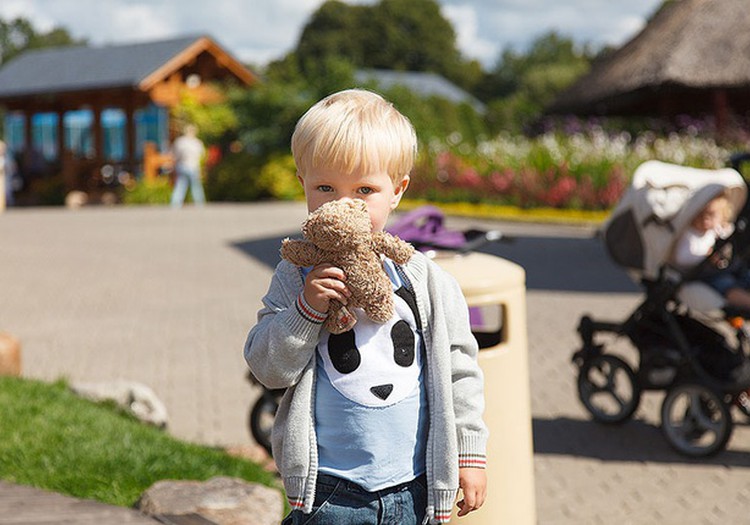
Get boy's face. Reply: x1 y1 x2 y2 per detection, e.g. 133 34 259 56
299 167 409 232
692 198 727 233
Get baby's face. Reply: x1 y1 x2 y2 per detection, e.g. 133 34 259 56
299 167 409 232
692 198 726 233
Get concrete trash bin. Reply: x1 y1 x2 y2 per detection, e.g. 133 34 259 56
435 252 535 525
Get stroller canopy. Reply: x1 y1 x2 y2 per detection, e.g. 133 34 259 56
603 160 747 281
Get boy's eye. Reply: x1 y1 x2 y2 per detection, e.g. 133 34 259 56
317 185 333 192
358 187 374 195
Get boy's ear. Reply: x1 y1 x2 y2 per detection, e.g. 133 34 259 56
390 175 410 209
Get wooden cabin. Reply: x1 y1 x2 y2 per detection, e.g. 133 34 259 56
0 35 257 203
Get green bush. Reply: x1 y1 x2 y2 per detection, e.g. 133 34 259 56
30 175 66 205
122 176 172 205
205 152 266 201
256 154 304 200
206 152 304 202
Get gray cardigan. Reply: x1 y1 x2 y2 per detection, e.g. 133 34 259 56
244 251 488 523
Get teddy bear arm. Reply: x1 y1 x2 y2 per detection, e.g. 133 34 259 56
280 239 323 267
373 232 415 264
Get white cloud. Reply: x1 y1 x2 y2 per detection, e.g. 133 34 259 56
604 15 648 46
441 4 497 66
106 4 175 43
0 0 663 67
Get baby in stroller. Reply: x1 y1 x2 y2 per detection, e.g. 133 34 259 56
572 159 750 457
672 192 750 311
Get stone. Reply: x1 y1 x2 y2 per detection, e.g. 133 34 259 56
65 190 88 208
70 380 169 428
0 332 21 376
100 191 118 206
136 476 283 525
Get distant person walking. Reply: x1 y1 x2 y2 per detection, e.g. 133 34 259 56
0 140 16 210
170 124 206 208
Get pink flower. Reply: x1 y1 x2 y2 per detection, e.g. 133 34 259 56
542 176 577 207
457 168 482 188
490 170 514 193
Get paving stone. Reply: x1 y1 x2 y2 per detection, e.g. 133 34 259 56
2 204 750 523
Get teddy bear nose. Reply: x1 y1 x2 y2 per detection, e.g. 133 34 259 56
370 384 393 400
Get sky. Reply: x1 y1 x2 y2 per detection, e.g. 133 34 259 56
0 0 664 69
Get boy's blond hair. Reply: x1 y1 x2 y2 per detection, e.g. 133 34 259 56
291 89 417 183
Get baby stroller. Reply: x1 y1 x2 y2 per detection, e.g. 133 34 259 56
571 158 750 457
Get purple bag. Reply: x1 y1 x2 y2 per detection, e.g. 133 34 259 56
387 206 467 250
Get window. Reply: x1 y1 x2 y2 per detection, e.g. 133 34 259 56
4 112 25 153
64 109 94 158
102 108 126 161
31 112 58 160
135 104 168 158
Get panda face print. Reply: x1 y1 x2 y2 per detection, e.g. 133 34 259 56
318 289 421 407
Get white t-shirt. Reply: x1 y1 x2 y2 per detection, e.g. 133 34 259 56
314 259 428 491
171 135 204 171
672 226 731 270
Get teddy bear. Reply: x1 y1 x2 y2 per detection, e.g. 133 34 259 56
280 199 415 334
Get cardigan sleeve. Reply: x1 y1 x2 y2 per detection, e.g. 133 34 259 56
244 261 324 389
422 258 489 467
442 273 489 467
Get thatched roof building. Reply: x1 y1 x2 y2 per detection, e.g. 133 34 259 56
548 0 750 126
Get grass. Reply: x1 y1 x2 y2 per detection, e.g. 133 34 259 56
0 376 280 508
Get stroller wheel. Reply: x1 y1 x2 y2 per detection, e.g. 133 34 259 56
249 391 280 456
577 354 640 424
661 383 733 457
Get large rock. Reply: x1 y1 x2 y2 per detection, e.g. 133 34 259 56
136 476 283 525
70 380 169 428
0 332 21 376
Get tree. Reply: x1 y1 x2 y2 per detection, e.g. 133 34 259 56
294 0 477 90
366 0 462 77
0 16 85 65
295 1 367 72
478 32 594 132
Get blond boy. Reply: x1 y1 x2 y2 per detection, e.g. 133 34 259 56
245 89 487 524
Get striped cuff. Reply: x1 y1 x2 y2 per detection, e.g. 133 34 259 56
295 294 327 324
287 494 305 509
458 452 487 469
284 476 307 510
433 490 458 523
458 431 488 469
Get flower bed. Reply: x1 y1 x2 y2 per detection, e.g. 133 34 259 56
409 125 737 211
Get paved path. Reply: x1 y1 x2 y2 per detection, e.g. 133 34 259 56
1 203 750 524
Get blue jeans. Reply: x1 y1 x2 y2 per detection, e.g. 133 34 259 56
700 266 750 296
170 166 205 207
282 473 427 525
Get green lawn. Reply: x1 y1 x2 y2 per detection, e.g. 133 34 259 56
0 376 279 507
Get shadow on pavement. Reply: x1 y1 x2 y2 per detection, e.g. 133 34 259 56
231 235 289 269
476 235 638 294
533 416 750 467
232 231 638 294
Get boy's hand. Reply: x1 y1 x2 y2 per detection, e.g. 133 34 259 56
303 263 350 313
456 467 487 517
